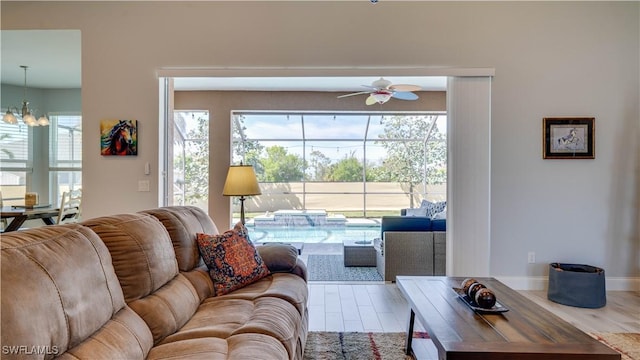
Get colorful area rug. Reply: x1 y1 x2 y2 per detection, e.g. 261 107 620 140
306 254 382 281
590 333 640 360
303 331 639 359
303 332 425 360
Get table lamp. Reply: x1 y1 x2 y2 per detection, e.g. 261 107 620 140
222 163 261 224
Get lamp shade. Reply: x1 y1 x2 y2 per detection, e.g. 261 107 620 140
222 164 261 196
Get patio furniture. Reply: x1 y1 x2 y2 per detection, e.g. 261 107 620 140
343 239 376 267
376 216 446 281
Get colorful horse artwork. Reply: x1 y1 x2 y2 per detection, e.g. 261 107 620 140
100 119 138 156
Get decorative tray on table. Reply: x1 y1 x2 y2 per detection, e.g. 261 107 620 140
452 287 509 313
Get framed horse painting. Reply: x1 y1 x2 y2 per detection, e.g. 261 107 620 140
100 119 138 156
543 117 594 159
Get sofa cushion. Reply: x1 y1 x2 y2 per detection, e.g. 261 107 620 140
63 307 154 359
1 225 153 359
432 205 447 220
420 200 447 218
381 216 432 236
197 222 271 296
141 206 219 302
161 294 302 359
81 213 180 302
156 271 308 360
256 243 299 273
404 207 427 217
127 273 201 344
141 206 219 272
431 218 447 231
213 272 309 316
148 334 288 360
82 213 201 344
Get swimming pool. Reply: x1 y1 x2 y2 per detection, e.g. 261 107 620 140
247 226 381 244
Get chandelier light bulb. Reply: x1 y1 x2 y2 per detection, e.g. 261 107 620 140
3 110 18 124
37 115 50 126
23 113 37 126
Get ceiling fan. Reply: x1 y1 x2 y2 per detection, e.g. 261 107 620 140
337 77 421 105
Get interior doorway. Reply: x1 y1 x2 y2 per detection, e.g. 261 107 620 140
159 69 493 278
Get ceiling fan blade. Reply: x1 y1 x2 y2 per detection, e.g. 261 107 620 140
390 84 421 92
360 85 379 91
337 91 371 99
365 94 378 105
391 91 419 101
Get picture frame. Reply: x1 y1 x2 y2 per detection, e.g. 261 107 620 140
100 119 138 156
543 117 594 159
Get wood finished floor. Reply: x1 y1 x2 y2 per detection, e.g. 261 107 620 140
307 283 640 334
301 243 639 334
301 244 639 358
306 282 639 359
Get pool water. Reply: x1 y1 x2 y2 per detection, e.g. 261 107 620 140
247 226 381 244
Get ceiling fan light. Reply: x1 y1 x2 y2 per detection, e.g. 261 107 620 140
372 92 392 104
37 115 50 126
3 110 18 124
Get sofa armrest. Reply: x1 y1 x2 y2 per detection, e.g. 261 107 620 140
256 244 307 281
381 231 435 281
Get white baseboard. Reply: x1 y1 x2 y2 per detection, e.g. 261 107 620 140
495 276 640 291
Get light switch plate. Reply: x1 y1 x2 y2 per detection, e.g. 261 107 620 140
138 180 150 192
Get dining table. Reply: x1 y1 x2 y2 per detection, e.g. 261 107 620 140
0 205 60 232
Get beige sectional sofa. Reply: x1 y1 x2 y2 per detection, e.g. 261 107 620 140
1 206 308 359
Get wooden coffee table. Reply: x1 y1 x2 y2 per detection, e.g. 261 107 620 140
397 276 620 360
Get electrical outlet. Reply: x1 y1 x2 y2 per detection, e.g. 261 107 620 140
528 252 536 264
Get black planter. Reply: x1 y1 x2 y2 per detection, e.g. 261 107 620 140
547 263 606 308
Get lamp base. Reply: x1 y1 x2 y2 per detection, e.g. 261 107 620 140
239 196 246 225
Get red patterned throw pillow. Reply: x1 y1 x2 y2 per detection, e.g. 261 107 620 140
196 222 270 295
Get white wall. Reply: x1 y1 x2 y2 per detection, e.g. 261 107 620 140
1 85 81 114
1 1 637 286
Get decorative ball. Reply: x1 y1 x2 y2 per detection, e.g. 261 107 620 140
461 278 477 295
474 288 497 309
467 282 486 299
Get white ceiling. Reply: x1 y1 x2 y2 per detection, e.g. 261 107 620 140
2 30 447 92
1 30 82 89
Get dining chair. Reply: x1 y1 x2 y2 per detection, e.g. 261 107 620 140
57 189 82 224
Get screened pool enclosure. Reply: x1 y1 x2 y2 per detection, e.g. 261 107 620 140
231 112 447 221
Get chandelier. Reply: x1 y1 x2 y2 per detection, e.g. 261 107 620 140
3 65 49 126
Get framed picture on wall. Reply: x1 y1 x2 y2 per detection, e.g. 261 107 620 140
100 119 138 156
543 117 594 159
